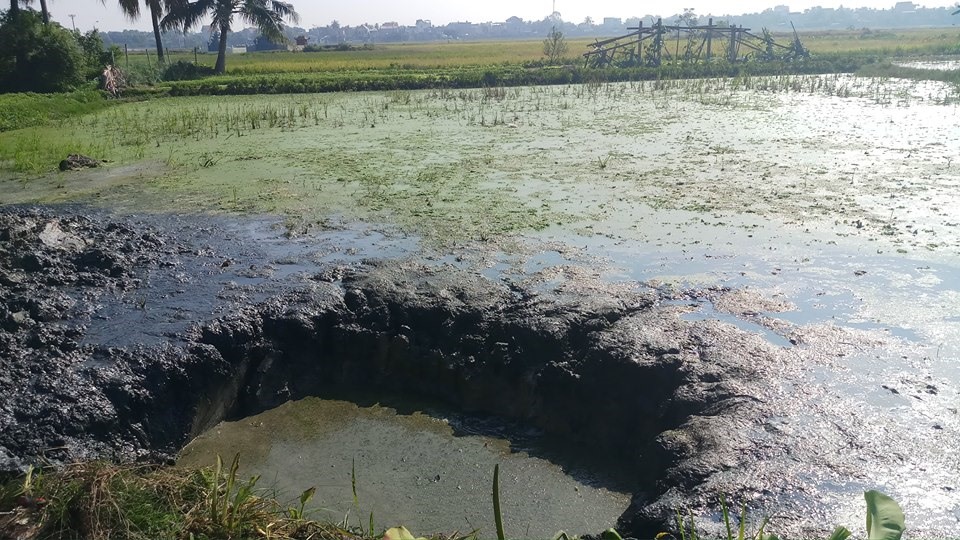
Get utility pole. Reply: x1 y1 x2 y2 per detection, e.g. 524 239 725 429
69 14 76 31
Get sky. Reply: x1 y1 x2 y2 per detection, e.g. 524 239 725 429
50 0 957 32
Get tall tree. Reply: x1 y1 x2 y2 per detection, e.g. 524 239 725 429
10 0 49 24
113 0 169 64
162 0 298 74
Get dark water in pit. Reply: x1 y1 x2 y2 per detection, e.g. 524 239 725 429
178 398 631 538
113 213 956 534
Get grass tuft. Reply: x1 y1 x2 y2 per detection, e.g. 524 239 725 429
0 459 472 540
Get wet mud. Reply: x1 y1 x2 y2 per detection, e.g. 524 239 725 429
0 204 957 538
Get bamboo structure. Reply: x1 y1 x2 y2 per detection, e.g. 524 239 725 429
584 18 808 68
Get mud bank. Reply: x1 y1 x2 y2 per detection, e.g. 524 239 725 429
3 205 958 538
0 206 795 536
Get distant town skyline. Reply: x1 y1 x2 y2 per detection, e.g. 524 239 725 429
50 0 957 33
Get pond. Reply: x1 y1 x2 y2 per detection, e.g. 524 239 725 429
3 72 959 535
178 398 632 538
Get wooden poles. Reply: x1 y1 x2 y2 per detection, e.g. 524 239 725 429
583 19 806 68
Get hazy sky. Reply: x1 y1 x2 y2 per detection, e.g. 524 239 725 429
50 0 956 32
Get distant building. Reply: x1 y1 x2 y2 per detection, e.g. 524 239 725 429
602 17 622 27
356 24 376 43
894 1 916 11
446 21 476 37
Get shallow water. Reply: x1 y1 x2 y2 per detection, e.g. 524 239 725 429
6 74 960 532
893 58 960 71
178 398 632 538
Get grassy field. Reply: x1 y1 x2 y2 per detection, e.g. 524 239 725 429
0 90 117 132
796 26 960 55
135 39 598 73
98 28 959 97
120 27 960 75
180 39 592 72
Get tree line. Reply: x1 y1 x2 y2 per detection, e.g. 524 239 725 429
0 0 300 93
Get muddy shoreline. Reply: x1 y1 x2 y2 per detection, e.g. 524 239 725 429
0 205 793 536
1 204 956 538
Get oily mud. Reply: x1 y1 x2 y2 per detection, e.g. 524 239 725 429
0 205 779 536
0 205 957 538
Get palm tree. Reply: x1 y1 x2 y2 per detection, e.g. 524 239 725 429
8 0 48 24
114 0 169 64
162 0 298 74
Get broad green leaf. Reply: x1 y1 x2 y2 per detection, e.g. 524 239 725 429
299 486 316 507
601 529 624 540
384 526 416 540
865 490 905 540
827 526 852 540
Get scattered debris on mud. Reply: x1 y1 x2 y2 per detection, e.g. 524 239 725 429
58 154 103 172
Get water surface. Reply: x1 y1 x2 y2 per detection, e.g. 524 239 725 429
179 398 632 538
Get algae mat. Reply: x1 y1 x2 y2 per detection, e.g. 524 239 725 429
1 75 958 255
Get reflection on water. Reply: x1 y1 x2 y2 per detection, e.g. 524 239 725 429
893 59 960 71
179 398 631 538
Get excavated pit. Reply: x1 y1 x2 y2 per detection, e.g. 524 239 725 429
0 206 787 537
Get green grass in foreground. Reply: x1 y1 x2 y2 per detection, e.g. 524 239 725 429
0 90 117 133
0 456 910 540
0 458 472 540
